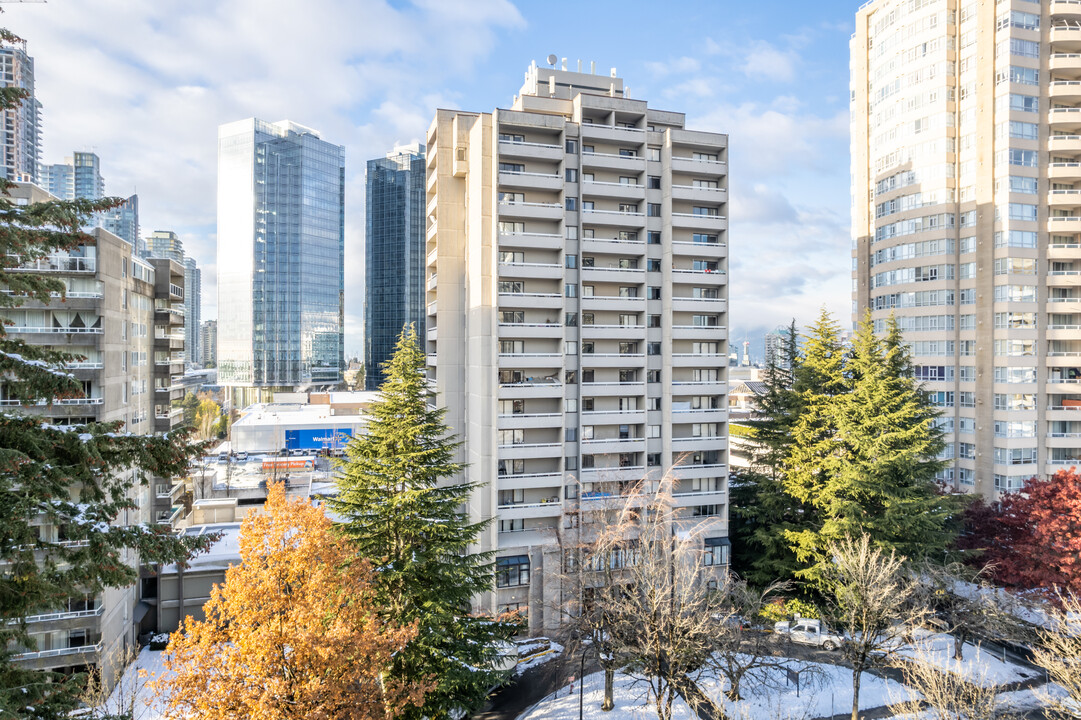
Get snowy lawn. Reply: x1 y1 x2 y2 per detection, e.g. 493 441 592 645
893 629 1041 688
516 638 564 675
519 659 917 720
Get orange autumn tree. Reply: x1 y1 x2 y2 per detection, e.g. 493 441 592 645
157 483 429 719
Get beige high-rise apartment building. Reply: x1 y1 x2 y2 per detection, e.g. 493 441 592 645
426 61 730 633
851 0 1081 497
0 183 186 687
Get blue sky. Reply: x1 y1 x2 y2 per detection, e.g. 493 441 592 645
6 0 859 360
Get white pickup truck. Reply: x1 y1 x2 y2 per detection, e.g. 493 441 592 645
773 618 844 650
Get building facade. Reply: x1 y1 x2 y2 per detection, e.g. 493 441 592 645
147 230 183 263
184 257 201 368
0 43 41 183
364 143 426 390
852 0 1081 497
201 319 217 367
216 118 346 406
0 184 186 687
41 151 105 202
102 194 140 249
427 62 730 633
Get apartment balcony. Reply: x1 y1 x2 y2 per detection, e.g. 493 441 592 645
582 180 646 202
498 322 564 339
671 212 727 231
497 527 557 550
1049 243 1081 259
496 502 563 521
672 325 727 340
672 353 727 367
672 436 726 453
499 441 563 461
498 380 564 399
498 261 564 280
581 266 646 284
154 333 185 350
1052 52 1081 77
1047 270 1081 287
581 236 646 255
1052 80 1081 103
154 384 185 401
581 151 645 172
672 240 727 258
426 246 438 268
1050 107 1081 132
498 412 563 430
671 185 728 204
670 156 727 177
497 200 565 222
670 462 728 480
1051 23 1081 52
1050 135 1081 155
671 408 727 424
499 472 566 491
0 397 104 408
1048 325 1081 340
1050 162 1081 181
499 231 564 250
498 170 563 192
5 327 103 347
580 123 649 144
19 606 104 630
671 268 726 285
581 294 647 313
498 352 563 369
672 489 728 507
1053 0 1081 20
5 254 96 274
581 408 647 425
581 352 646 368
13 640 103 667
1051 189 1081 209
581 437 647 455
498 291 564 309
581 323 647 340
582 381 646 397
672 380 727 394
1049 217 1081 233
671 296 726 312
580 465 648 484
582 208 646 229
154 306 185 326
497 138 563 161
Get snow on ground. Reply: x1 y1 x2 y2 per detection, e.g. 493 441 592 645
516 640 564 675
519 660 917 720
100 648 170 720
996 683 1070 714
893 629 1041 688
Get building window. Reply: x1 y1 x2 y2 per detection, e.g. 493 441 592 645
565 312 577 326
648 176 661 189
565 427 578 442
565 456 578 471
648 425 661 439
565 284 578 298
566 254 577 269
703 537 729 566
566 168 578 182
648 342 661 355
648 231 661 244
647 203 661 217
647 259 660 272
647 452 661 466
647 370 661 383
648 315 661 328
648 397 661 411
648 287 661 300
566 197 578 211
693 505 721 517
648 147 661 162
566 139 578 153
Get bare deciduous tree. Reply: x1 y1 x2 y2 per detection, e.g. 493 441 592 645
888 641 997 720
1031 591 1081 720
822 534 924 720
585 474 726 720
706 578 792 702
913 561 1016 661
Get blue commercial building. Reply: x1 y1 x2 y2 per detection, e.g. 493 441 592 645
364 143 425 390
216 119 346 406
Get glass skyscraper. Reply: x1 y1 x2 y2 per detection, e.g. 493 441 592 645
364 143 425 390
0 44 41 183
216 119 345 401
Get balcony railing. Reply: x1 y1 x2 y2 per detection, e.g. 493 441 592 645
13 640 103 661
5 254 96 273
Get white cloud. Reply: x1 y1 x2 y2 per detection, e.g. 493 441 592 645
740 41 799 83
4 0 524 337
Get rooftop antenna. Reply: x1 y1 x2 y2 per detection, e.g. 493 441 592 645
546 54 558 67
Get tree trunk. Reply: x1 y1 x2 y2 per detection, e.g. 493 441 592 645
725 669 742 701
953 632 965 661
851 666 862 720
603 667 615 711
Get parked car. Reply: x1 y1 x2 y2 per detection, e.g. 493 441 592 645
234 451 249 462
217 452 229 464
773 618 844 650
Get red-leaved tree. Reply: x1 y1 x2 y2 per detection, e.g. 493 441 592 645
960 469 1081 594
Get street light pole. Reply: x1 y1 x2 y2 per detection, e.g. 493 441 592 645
580 646 585 720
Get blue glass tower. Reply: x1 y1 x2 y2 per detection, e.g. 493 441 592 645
364 144 425 390
216 119 345 400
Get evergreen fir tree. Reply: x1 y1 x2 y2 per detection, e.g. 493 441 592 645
0 27 216 717
330 325 520 720
786 312 956 584
730 320 813 586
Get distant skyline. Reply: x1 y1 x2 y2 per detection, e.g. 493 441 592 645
6 0 856 359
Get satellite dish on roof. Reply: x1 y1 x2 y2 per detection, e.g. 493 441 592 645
547 54 558 67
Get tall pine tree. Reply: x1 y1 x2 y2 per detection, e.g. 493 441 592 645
0 27 216 719
785 312 956 584
330 325 519 720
